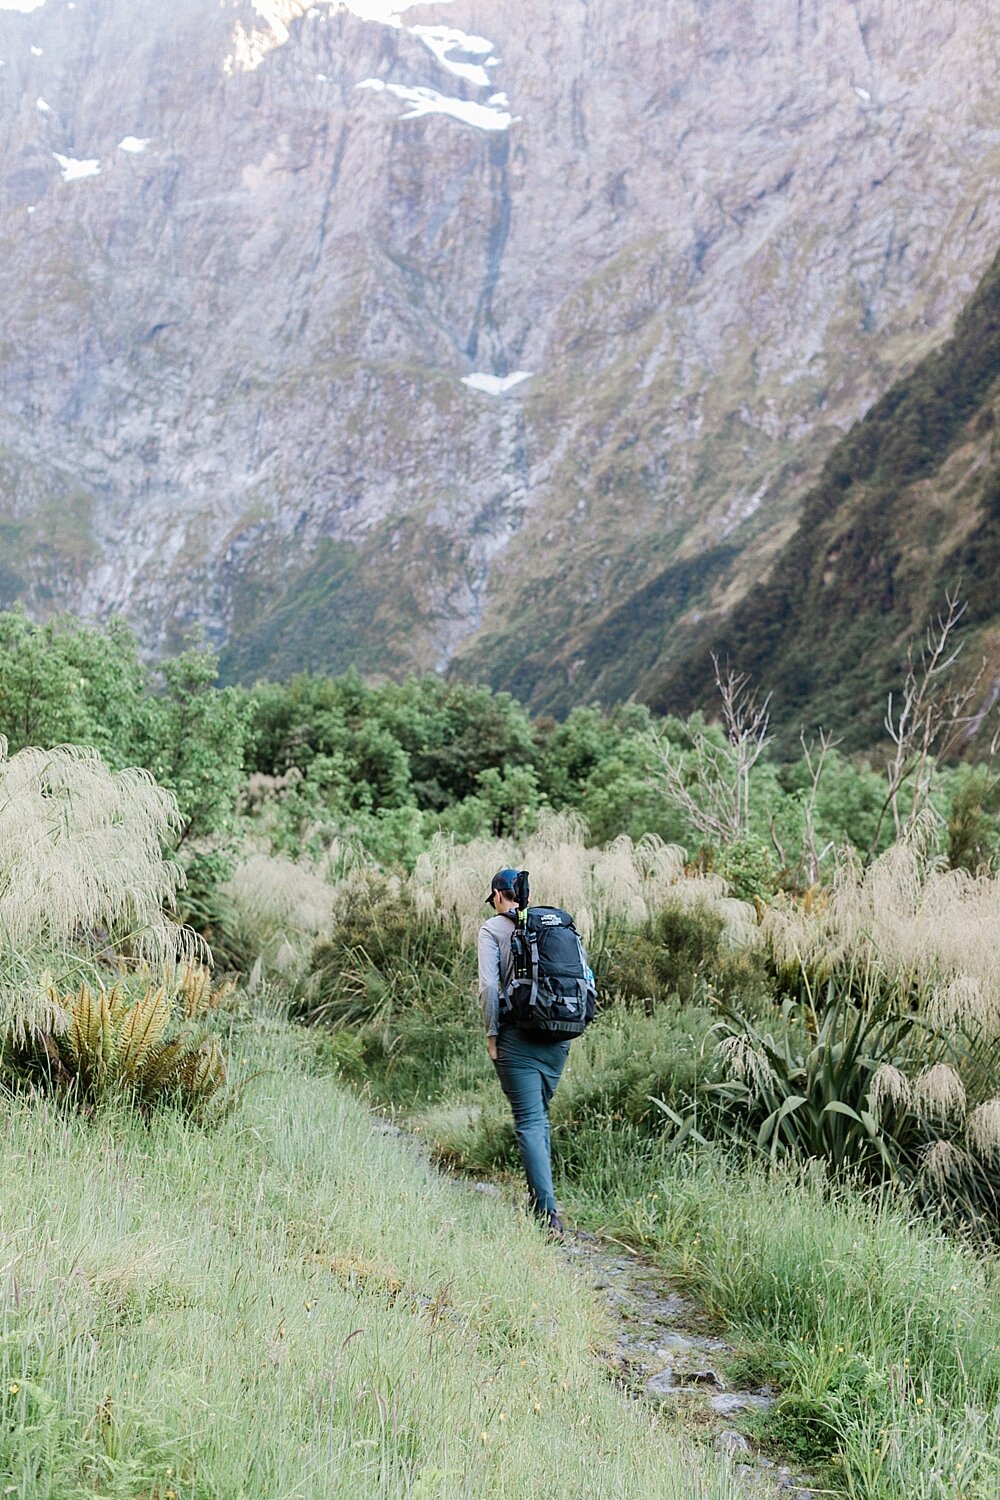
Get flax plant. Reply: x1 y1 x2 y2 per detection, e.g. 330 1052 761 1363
702 970 937 1179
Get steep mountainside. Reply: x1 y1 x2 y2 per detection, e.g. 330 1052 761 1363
653 246 1000 750
1 0 1000 705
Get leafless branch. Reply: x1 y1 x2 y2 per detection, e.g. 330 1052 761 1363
659 657 772 846
869 592 992 855
798 728 838 887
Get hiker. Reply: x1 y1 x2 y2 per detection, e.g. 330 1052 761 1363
478 867 595 1237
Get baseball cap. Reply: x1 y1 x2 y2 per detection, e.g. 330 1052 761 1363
485 867 521 905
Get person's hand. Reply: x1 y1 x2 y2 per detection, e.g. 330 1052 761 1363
486 1036 499 1062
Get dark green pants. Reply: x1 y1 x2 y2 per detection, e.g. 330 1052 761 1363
493 1026 571 1216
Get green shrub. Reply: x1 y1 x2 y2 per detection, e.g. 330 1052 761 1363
304 879 461 1021
717 834 776 901
600 899 772 1013
946 766 1000 872
547 1005 718 1181
301 879 478 1104
555 1005 714 1127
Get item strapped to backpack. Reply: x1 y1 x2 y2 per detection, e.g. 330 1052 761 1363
503 904 597 1039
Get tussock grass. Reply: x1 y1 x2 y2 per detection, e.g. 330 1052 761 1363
765 836 1000 1035
0 1018 762 1500
221 850 340 976
0 741 195 1034
409 812 755 952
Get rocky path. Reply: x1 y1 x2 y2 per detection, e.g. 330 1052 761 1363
468 1179 817 1499
558 1226 815 1499
376 1118 816 1497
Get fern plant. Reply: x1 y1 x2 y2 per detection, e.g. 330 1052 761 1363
6 978 228 1113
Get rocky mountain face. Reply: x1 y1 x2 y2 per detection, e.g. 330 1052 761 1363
1 0 999 712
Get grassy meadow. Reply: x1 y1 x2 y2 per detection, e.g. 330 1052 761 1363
0 1020 759 1500
2 610 1000 1497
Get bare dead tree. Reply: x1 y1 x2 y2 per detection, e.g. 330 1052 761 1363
766 727 839 887
799 729 839 886
869 592 995 856
660 657 772 846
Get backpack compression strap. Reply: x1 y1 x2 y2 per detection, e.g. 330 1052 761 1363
526 928 540 1012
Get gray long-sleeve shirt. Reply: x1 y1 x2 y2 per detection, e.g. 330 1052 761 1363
477 913 516 1036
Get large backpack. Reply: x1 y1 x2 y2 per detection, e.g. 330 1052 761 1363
503 907 597 1039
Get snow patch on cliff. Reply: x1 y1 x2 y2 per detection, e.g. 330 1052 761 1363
0 1 48 11
357 77 513 129
461 371 533 395
53 151 100 181
410 25 495 88
35 96 50 111
118 136 150 153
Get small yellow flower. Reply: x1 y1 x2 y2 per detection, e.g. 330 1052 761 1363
7 1383 18 1396
498 1412 506 1423
533 1402 541 1414
836 1345 845 1353
480 1431 489 1444
916 1397 924 1405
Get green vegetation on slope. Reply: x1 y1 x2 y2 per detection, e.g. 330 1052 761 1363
656 246 1000 747
211 241 1000 737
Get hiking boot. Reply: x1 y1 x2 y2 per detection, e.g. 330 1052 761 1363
545 1211 565 1241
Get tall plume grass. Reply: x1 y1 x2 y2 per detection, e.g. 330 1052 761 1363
221 848 348 976
0 740 197 1035
408 811 756 950
763 828 1000 1035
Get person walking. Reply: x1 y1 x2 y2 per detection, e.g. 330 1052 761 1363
478 867 573 1237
